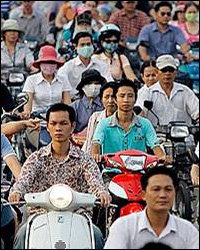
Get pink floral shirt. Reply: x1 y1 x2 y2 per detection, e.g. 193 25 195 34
10 143 107 198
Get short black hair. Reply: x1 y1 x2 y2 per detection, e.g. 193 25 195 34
140 60 157 76
140 242 172 249
73 31 93 45
141 166 177 191
114 79 138 100
46 103 76 124
154 1 173 12
99 82 117 99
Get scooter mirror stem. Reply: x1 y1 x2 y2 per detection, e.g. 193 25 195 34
144 100 160 127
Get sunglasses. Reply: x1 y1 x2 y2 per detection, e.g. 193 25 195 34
160 67 176 73
104 40 118 44
160 12 171 17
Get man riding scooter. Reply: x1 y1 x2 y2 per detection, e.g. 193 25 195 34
8 103 111 249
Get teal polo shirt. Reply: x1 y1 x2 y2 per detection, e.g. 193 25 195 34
92 112 159 154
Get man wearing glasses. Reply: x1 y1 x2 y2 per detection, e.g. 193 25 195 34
138 1 191 62
135 54 199 127
108 1 150 41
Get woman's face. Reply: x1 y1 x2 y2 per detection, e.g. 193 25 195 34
186 5 198 15
177 9 186 23
102 87 117 114
5 30 19 43
142 66 158 87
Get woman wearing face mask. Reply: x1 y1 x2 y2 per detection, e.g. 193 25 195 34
93 24 138 82
71 69 105 134
178 2 199 45
23 45 71 119
22 45 71 149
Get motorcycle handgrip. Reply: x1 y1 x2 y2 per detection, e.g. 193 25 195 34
94 201 118 209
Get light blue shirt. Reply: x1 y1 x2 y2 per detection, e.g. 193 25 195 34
138 22 186 59
1 133 15 161
92 112 159 154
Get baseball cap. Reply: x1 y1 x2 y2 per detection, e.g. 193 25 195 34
156 55 177 70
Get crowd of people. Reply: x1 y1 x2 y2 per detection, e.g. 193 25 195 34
1 1 199 249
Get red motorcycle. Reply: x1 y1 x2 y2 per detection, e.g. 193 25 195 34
102 150 159 218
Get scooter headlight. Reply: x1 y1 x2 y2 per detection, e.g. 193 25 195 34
170 125 189 139
49 185 73 209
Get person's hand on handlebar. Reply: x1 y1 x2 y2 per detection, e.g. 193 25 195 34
92 154 103 164
99 192 112 208
25 119 41 131
8 192 22 203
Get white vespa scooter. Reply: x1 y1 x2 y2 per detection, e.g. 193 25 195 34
24 184 98 249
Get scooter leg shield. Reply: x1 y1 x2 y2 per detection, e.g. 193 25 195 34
25 211 94 249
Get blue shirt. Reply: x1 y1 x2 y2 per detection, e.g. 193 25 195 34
92 112 159 154
71 96 104 133
1 134 15 161
1 134 15 227
138 22 187 59
1 133 16 179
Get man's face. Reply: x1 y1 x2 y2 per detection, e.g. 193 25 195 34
144 174 175 213
158 66 176 85
76 36 93 50
116 86 135 112
47 111 75 143
22 1 34 10
102 87 117 114
156 6 172 25
122 1 138 12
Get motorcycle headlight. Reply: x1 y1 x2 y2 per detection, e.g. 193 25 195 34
49 185 73 209
170 126 189 139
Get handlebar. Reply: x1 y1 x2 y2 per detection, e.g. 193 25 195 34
30 111 46 121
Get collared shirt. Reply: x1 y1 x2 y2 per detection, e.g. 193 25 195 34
71 96 104 133
92 112 159 154
58 56 113 100
135 81 199 127
92 53 130 81
82 110 107 153
104 209 199 249
23 72 71 112
138 22 187 59
109 9 150 40
1 41 34 81
10 142 107 198
10 8 50 42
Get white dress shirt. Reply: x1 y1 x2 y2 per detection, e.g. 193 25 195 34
57 56 113 99
135 81 199 127
23 72 71 112
104 210 199 249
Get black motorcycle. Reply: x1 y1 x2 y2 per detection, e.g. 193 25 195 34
143 101 199 222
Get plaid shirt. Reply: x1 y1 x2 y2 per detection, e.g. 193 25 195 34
10 142 107 198
109 9 150 40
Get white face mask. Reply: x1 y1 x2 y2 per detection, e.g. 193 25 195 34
82 84 101 98
40 63 57 75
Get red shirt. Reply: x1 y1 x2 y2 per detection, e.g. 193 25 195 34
109 9 150 40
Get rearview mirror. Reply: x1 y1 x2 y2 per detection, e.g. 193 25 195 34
144 100 153 111
16 92 29 105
